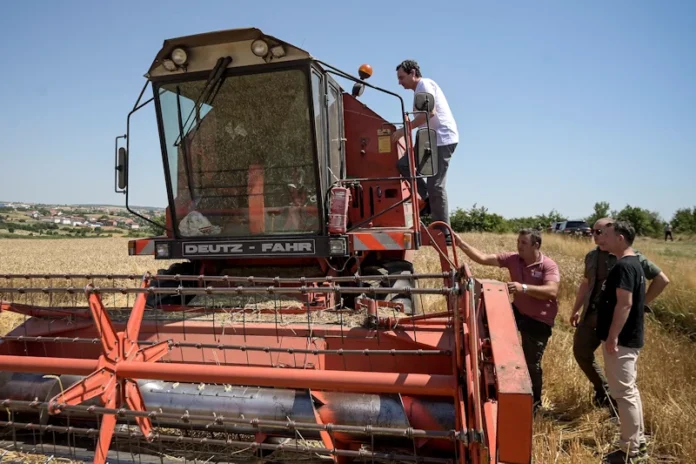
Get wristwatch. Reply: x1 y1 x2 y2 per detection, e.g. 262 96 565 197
522 284 528 293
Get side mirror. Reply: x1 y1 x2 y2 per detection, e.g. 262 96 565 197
352 82 365 97
414 92 435 113
415 128 438 177
117 147 128 190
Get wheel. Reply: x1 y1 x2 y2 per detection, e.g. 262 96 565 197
146 261 197 308
381 260 420 316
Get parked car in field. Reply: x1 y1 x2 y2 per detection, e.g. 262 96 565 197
555 220 592 237
548 222 562 233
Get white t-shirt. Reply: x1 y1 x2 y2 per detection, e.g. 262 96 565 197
415 78 458 146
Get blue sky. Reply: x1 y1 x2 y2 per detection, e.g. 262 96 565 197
0 1 693 221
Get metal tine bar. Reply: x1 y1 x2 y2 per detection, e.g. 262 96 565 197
0 421 455 463
274 290 280 344
209 275 219 344
242 302 247 343
1 400 458 441
304 284 312 351
161 341 447 356
0 285 455 295
155 414 164 464
1 273 450 282
181 288 188 342
111 276 116 312
0 274 143 280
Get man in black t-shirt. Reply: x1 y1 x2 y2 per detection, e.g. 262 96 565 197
596 221 648 463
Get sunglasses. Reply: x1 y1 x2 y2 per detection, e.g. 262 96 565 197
593 223 614 236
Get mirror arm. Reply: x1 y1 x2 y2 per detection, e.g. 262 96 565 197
120 81 170 234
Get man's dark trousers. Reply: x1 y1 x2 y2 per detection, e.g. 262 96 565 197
513 306 552 408
573 310 609 397
397 143 456 228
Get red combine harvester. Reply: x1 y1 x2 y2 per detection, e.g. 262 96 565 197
0 28 533 463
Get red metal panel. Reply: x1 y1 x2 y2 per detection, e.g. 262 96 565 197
342 94 412 229
483 400 498 464
0 355 97 375
480 280 533 464
116 362 455 396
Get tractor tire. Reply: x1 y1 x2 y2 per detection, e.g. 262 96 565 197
146 261 197 308
338 260 419 315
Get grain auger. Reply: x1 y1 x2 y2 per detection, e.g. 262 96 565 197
0 27 533 463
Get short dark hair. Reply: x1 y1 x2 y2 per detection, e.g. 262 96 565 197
396 60 422 78
608 221 636 245
519 228 542 248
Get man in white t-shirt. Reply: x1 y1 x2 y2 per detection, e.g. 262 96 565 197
392 60 458 243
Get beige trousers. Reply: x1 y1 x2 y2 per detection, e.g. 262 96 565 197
602 344 644 454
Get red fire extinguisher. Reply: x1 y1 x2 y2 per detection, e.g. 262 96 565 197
328 186 350 234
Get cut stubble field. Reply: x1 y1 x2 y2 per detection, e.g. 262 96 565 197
1 234 695 463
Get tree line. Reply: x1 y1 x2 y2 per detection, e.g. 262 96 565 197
447 202 696 237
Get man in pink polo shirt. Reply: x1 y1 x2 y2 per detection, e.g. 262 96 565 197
455 228 560 411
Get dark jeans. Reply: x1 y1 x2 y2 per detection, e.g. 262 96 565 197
665 231 673 241
513 306 552 408
573 309 609 396
397 143 456 229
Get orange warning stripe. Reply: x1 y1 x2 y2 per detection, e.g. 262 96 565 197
350 231 410 251
128 239 155 256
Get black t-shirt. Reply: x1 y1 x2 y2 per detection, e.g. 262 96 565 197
596 255 646 349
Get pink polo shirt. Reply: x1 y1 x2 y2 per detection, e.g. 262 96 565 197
496 252 560 327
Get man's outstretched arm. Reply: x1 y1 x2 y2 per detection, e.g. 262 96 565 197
453 235 500 267
645 271 669 305
391 109 435 142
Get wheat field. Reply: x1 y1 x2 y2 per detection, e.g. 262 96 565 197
1 234 694 463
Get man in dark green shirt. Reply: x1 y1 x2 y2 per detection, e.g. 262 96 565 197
570 218 669 407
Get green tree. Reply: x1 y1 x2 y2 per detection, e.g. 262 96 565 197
450 204 507 233
586 201 611 226
671 207 696 234
615 205 662 236
147 214 167 236
539 209 565 225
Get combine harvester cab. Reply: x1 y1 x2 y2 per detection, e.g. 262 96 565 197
0 28 534 463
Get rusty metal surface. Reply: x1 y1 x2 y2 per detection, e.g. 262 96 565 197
480 280 533 464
